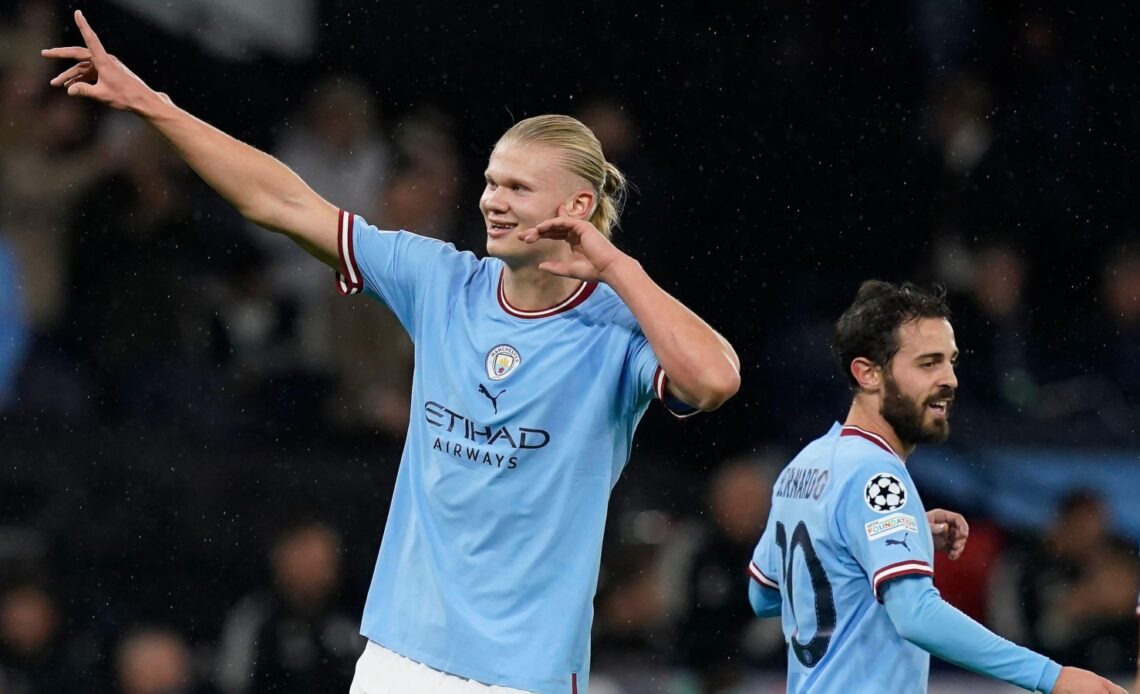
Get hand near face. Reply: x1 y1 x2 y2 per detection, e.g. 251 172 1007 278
927 508 969 560
518 208 628 283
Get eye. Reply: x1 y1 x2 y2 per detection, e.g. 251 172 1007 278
511 184 527 192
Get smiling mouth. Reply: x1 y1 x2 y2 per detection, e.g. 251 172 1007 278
487 221 518 237
927 399 952 417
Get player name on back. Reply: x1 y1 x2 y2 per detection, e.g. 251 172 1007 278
773 467 830 501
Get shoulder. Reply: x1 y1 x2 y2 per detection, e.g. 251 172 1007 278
834 430 907 478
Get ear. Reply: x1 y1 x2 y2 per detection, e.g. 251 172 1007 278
850 357 882 393
563 189 596 219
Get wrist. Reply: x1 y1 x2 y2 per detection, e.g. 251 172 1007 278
597 253 641 286
1038 659 1062 693
134 88 176 121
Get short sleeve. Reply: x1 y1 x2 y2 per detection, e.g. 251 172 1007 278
836 464 934 602
749 522 781 592
623 332 699 418
333 210 458 332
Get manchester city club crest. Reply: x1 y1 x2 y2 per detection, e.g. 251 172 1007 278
485 344 522 381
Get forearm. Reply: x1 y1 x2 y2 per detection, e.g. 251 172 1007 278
137 93 336 264
601 256 740 410
882 577 1061 693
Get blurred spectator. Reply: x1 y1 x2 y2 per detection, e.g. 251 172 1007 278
951 240 1040 418
115 626 210 694
253 74 391 378
0 1 55 73
912 0 977 76
592 515 670 671
759 280 850 442
1095 244 1140 406
0 230 28 413
577 99 677 279
380 106 462 243
0 577 86 691
215 520 363 693
1038 242 1140 442
0 55 106 335
206 238 330 432
61 118 217 425
931 519 1005 623
989 490 1139 672
275 74 390 221
324 107 464 437
925 74 994 179
673 457 784 692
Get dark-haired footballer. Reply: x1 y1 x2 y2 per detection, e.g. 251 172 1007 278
747 281 1125 694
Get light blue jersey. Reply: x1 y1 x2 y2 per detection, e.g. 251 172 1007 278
334 211 692 694
751 423 936 694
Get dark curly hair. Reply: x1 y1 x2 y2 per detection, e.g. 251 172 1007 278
833 280 952 391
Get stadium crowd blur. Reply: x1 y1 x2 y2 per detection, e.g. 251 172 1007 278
1 1 1138 691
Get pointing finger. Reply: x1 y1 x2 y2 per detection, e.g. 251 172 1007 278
74 11 109 61
41 46 93 61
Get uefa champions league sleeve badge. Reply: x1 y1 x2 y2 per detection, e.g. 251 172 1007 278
864 473 908 513
486 344 522 381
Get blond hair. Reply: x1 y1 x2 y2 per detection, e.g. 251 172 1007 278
496 114 627 239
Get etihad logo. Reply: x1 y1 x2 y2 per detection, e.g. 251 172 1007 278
486 344 521 381
424 401 550 449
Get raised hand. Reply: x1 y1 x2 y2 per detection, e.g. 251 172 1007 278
518 207 629 283
41 10 164 112
1052 666 1127 693
926 508 969 561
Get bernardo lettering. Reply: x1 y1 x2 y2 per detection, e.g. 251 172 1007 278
774 467 830 500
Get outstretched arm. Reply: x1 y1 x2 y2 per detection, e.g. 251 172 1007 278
882 576 1125 694
42 11 339 267
520 216 740 411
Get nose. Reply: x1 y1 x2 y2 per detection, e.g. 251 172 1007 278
482 186 508 213
942 363 958 391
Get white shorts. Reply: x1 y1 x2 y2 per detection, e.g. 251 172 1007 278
349 641 535 694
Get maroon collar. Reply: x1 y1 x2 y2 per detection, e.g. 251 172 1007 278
496 269 597 319
840 425 904 462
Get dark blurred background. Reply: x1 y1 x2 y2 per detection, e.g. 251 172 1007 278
0 0 1137 692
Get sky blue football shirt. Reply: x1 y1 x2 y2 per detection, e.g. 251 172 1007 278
335 211 693 694
751 423 936 694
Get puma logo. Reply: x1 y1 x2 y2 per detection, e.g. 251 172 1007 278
885 533 911 551
478 384 506 413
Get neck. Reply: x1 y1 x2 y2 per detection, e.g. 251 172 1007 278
844 396 912 460
501 264 584 311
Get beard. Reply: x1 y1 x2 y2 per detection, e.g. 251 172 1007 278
881 372 952 446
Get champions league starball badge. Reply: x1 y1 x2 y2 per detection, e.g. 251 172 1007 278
485 344 522 381
864 472 907 513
